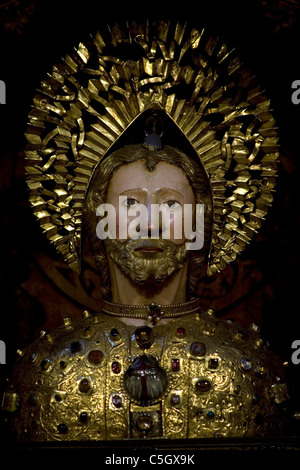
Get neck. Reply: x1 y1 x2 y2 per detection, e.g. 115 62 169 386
108 260 188 305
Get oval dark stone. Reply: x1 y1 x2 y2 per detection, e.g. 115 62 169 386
40 359 51 371
79 412 88 423
209 358 219 369
79 378 91 393
57 423 68 434
253 393 260 404
110 328 120 339
88 350 104 365
112 361 121 374
195 379 211 392
29 394 37 406
190 342 206 356
112 395 122 408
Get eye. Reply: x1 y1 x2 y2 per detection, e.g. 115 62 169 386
163 200 181 209
125 197 139 207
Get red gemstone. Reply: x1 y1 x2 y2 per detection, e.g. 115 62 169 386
88 350 103 365
112 361 121 374
171 359 180 372
177 327 185 337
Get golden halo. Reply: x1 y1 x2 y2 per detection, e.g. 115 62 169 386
24 20 279 276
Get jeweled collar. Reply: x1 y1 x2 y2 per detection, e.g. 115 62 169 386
101 298 202 325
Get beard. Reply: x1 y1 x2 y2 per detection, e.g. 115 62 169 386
103 238 187 285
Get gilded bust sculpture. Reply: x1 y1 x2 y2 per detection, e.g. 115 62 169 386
1 20 289 441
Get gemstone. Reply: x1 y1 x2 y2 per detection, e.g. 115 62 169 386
70 341 81 353
40 359 51 371
136 415 153 431
190 342 206 356
79 378 91 393
110 328 120 339
148 304 161 325
54 394 62 402
209 358 219 369
88 350 103 365
253 393 260 404
31 352 37 362
176 327 185 337
59 361 66 369
206 410 215 419
124 355 168 404
240 357 252 371
170 393 180 405
79 412 88 423
112 361 121 374
171 358 180 372
135 326 154 349
195 379 211 392
29 394 37 406
57 423 68 434
112 395 122 408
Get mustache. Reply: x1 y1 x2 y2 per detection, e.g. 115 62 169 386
113 238 184 253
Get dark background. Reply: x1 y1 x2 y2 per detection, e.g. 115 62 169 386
0 0 300 439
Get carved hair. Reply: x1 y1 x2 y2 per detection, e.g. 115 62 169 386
83 144 213 300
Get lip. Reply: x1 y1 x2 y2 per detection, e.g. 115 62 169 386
135 246 163 253
134 241 164 253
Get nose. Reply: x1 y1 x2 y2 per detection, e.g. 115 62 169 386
143 202 162 239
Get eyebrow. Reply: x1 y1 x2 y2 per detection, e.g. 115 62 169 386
119 188 184 197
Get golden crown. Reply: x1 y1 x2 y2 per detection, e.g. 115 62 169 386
24 20 279 276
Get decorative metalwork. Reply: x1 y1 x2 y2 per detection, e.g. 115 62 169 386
2 309 288 440
24 20 279 276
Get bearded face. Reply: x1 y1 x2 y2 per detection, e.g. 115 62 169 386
102 159 195 286
84 144 212 299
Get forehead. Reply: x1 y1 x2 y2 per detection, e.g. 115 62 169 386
108 160 192 194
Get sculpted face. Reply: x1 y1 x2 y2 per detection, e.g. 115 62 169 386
103 160 195 284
